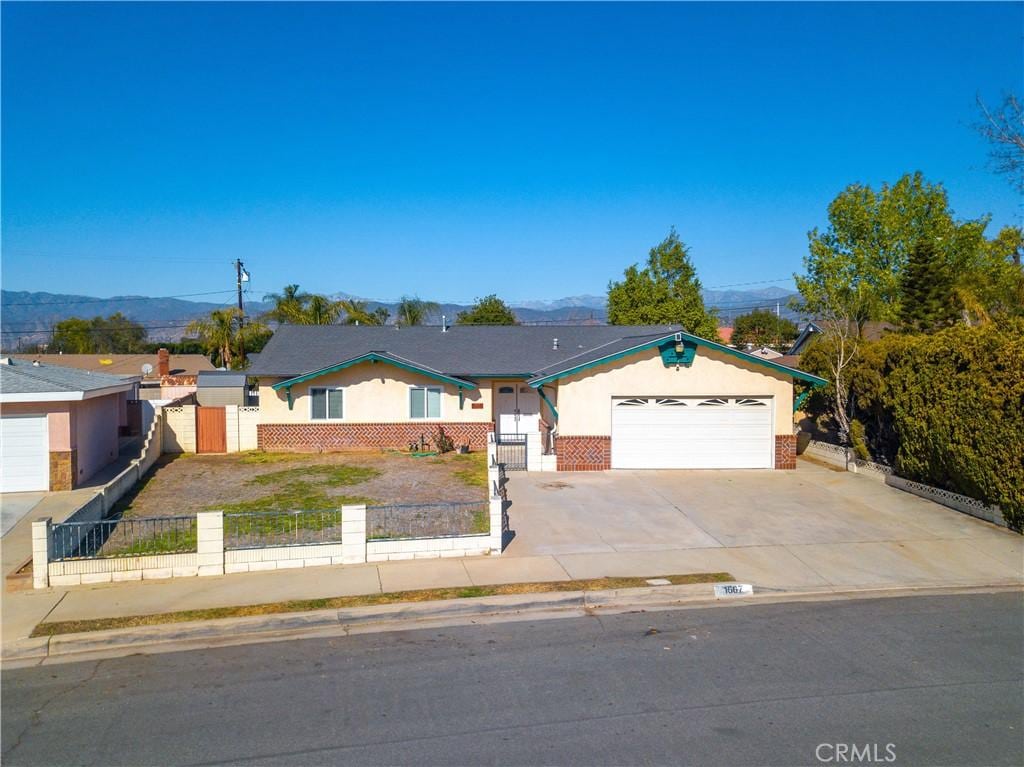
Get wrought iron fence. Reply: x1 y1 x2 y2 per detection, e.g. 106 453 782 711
223 509 345 550
367 501 489 541
51 516 198 560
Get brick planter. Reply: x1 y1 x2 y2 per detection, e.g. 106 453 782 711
556 435 611 471
257 422 493 452
775 434 797 470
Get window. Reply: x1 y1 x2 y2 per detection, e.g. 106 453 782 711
409 386 442 419
310 387 344 420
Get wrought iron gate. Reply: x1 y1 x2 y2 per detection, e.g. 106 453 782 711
495 434 527 471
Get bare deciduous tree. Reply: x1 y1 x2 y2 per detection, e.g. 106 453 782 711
975 93 1024 191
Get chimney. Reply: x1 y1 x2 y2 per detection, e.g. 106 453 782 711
157 348 170 377
552 337 559 351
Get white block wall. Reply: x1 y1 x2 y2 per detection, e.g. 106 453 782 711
163 405 197 453
238 407 261 451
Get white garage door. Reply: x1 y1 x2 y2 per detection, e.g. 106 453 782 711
611 396 773 469
0 416 50 492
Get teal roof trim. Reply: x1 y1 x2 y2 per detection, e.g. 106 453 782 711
271 353 477 392
528 332 829 387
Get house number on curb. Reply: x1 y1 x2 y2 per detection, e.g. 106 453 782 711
714 583 754 598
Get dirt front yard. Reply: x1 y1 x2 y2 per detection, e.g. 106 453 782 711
114 450 488 518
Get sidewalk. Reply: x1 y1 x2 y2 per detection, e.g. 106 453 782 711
4 528 1021 648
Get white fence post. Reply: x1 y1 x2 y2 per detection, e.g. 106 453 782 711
32 518 52 589
197 510 225 576
341 504 367 564
489 496 504 555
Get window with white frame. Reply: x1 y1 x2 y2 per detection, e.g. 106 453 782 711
409 386 442 419
310 387 344 420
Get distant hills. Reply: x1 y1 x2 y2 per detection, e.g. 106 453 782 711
0 287 801 349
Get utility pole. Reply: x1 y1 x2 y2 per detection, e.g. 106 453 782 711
235 259 250 367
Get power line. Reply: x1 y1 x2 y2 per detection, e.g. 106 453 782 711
704 277 796 289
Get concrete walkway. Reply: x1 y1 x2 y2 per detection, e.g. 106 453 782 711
3 461 1021 647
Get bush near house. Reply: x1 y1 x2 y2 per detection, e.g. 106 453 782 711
801 321 1024 531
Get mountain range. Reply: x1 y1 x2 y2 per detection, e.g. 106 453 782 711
0 287 800 349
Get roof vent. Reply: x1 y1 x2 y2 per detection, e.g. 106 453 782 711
441 315 447 332
32 360 41 366
552 337 559 350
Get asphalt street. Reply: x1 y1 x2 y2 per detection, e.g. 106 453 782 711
3 592 1022 766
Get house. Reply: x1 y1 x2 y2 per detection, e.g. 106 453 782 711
0 358 136 492
787 321 897 355
248 325 827 471
10 349 215 400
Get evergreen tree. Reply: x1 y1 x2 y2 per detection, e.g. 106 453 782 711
606 228 719 339
899 240 959 333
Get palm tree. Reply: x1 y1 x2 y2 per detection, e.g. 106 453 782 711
339 299 380 325
299 294 345 325
396 296 440 326
187 308 242 368
263 284 310 324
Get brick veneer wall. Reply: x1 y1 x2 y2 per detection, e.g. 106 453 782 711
556 435 611 471
257 422 493 452
775 434 797 470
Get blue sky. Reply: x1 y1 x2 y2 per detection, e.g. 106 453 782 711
2 2 1020 306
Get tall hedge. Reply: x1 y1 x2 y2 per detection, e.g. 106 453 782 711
885 321 1024 531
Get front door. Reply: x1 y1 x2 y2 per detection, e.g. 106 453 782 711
495 384 540 436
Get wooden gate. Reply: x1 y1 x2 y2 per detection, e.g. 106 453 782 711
196 406 227 453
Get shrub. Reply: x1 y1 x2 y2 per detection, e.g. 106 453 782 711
800 321 1023 531
849 420 871 461
886 321 1024 531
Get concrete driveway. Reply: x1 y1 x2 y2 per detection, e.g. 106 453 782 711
0 493 46 538
502 460 1023 589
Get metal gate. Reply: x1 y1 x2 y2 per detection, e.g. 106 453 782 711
495 434 527 471
196 406 227 453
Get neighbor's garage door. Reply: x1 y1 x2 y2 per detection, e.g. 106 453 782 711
0 416 50 492
611 396 773 469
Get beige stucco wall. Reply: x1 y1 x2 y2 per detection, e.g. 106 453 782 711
555 346 794 435
258 362 493 424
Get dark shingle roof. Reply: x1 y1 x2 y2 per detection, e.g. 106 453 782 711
197 371 247 388
249 325 683 379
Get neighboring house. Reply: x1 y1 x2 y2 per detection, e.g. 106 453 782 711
249 325 827 471
196 371 249 407
718 327 734 345
0 358 135 492
10 349 215 400
787 321 896 355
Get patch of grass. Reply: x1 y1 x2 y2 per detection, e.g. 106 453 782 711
213 484 375 514
450 452 488 490
30 573 734 637
237 452 308 465
248 464 380 487
470 507 490 534
101 528 198 557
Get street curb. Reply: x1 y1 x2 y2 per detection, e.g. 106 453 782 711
3 582 1021 667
